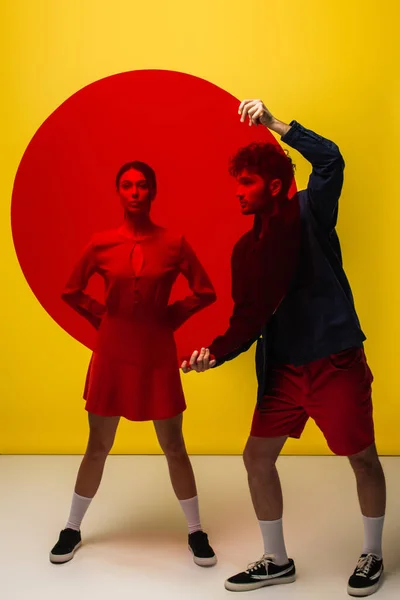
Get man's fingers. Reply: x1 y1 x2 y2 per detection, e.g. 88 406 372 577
181 360 190 373
239 99 260 114
248 105 257 126
238 99 252 114
240 102 252 122
239 99 261 122
253 105 264 122
248 104 263 126
240 100 257 122
188 350 200 372
203 348 210 369
183 348 215 373
249 104 262 118
190 350 199 366
196 347 206 371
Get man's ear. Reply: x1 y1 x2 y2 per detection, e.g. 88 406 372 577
269 178 282 197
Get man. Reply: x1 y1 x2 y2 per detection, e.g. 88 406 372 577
182 99 386 597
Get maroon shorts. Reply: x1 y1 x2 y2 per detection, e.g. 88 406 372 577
251 347 375 456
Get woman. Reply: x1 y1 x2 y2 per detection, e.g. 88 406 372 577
50 161 217 567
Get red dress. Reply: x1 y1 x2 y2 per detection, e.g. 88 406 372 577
62 226 216 421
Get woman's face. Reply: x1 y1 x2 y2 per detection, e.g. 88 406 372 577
118 168 152 215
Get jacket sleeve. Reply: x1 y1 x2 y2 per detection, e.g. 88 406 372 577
209 198 301 367
207 243 263 366
61 240 106 329
282 120 345 232
167 237 216 331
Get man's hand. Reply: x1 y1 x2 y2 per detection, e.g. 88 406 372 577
238 99 291 137
181 348 217 373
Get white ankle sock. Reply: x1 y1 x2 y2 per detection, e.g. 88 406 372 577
258 518 289 566
362 515 384 558
179 496 202 534
65 492 93 531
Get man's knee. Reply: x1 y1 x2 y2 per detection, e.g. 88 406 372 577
243 436 284 475
348 443 382 473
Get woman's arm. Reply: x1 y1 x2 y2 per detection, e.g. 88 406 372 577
61 240 106 329
167 237 216 331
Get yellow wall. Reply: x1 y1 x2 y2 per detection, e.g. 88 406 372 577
1 0 398 454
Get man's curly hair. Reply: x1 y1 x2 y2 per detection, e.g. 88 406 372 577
229 143 295 196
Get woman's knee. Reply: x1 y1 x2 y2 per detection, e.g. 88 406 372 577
163 436 187 460
85 436 113 460
86 429 116 460
154 415 187 459
85 414 119 460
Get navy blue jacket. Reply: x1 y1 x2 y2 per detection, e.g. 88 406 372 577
209 121 365 397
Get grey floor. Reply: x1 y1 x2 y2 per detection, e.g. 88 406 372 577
1 455 399 599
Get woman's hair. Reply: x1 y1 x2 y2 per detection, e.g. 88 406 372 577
229 143 295 196
116 161 157 200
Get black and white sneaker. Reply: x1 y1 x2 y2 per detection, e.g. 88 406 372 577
225 554 296 592
188 531 217 567
347 554 384 597
50 528 82 564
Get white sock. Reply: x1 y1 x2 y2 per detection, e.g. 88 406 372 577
179 496 202 534
258 518 289 566
362 515 384 558
65 492 93 531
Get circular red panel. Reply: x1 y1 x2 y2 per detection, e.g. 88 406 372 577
11 70 294 357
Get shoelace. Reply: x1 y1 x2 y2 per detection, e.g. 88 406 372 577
356 554 378 577
245 554 275 574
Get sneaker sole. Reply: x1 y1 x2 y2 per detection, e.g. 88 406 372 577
49 541 82 564
347 579 382 597
225 573 296 592
188 546 218 567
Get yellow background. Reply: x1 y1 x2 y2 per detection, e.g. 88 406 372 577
1 1 398 454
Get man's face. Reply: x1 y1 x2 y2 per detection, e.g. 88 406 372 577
235 169 282 215
235 169 268 215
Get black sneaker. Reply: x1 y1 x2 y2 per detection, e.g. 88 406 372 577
347 554 384 597
188 531 217 567
225 554 296 592
50 528 82 564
